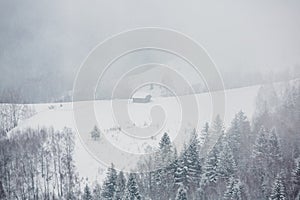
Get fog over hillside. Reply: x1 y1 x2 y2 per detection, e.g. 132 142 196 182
1 1 300 199
1 0 300 102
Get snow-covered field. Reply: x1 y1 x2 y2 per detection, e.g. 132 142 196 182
7 84 260 182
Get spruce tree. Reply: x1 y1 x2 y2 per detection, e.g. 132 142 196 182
217 140 237 180
202 115 224 155
157 132 175 199
168 148 179 198
199 117 224 195
101 164 118 200
174 138 200 198
174 145 189 188
174 152 184 185
82 184 93 200
199 122 209 146
158 132 173 167
184 131 201 190
201 144 220 185
270 173 287 200
0 180 5 200
252 127 269 167
175 184 187 200
268 128 283 175
125 173 141 200
212 115 224 134
115 171 126 200
251 127 270 199
292 158 300 198
91 125 101 141
199 139 222 199
227 111 251 168
269 128 282 161
228 114 240 155
223 177 247 200
296 192 300 200
93 183 102 200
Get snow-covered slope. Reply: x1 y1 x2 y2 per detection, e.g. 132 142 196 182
8 84 261 182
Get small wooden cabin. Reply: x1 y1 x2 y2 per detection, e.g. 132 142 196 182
132 92 152 103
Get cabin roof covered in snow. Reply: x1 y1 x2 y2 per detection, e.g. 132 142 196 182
132 91 151 99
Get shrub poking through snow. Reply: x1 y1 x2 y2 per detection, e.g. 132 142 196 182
90 125 101 141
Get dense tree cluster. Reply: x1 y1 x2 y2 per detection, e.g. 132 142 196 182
0 127 81 199
0 81 299 199
97 82 299 200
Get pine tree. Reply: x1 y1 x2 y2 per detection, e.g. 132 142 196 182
199 122 209 146
93 183 102 200
212 115 224 134
0 180 5 199
155 132 175 199
228 114 240 151
253 84 278 132
217 140 237 180
201 144 220 185
223 177 247 200
125 173 141 200
158 132 173 167
174 138 201 199
174 151 184 184
91 125 101 141
168 148 179 198
292 158 300 198
175 184 187 200
148 169 162 200
115 171 126 200
268 128 282 175
184 131 201 190
210 115 224 144
227 111 251 168
199 117 224 197
82 184 93 200
200 135 236 199
252 127 269 166
296 192 300 200
270 173 287 200
251 127 270 199
174 144 189 188
202 115 224 158
268 128 282 160
101 164 118 200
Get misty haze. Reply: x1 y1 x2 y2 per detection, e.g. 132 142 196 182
0 1 300 200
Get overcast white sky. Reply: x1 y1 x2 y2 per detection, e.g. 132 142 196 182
1 0 300 91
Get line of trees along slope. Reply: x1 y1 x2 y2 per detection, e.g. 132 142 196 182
0 128 81 200
0 81 299 199
97 81 300 200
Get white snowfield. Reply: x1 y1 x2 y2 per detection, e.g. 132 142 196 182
8 85 260 182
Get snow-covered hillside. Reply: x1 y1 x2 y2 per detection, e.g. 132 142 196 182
8 84 261 183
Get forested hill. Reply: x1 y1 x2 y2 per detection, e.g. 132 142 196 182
0 80 299 199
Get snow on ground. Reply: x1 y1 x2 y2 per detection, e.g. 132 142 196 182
7 84 260 183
